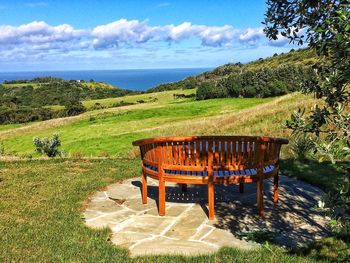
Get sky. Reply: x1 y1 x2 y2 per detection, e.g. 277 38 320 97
0 0 298 71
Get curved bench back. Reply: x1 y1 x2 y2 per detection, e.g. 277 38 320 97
134 136 288 176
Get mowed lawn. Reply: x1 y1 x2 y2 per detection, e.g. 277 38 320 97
0 94 274 157
0 159 339 263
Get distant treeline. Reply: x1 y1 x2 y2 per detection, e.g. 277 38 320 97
147 48 318 100
0 77 136 124
196 64 315 99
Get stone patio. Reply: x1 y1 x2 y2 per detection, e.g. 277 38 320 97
83 176 330 257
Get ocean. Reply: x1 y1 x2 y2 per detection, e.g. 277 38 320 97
0 68 211 91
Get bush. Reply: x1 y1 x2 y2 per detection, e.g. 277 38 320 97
112 101 135 108
289 135 315 161
63 101 86 117
0 106 53 124
90 103 105 110
33 133 63 158
196 82 228 100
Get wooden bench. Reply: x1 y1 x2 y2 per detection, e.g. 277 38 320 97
132 136 288 219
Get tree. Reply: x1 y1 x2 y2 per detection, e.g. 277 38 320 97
264 0 350 162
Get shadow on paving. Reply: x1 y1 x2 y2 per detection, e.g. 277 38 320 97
132 176 331 248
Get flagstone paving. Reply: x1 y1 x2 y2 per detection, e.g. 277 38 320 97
83 176 330 257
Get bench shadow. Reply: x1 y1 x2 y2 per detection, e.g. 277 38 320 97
132 177 331 248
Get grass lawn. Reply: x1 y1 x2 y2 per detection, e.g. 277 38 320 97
1 158 344 262
1 90 349 262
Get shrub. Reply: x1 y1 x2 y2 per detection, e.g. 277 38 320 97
196 82 228 100
91 103 105 110
33 133 63 158
0 106 53 124
63 101 86 117
289 135 314 161
112 101 135 108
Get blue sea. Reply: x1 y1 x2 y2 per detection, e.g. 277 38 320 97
0 68 211 91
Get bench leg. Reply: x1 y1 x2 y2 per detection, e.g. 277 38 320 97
142 172 147 204
159 179 166 216
274 173 279 205
257 176 264 217
239 182 244 193
208 182 215 220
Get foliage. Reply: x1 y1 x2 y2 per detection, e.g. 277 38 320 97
0 106 54 124
264 0 350 163
237 229 275 243
195 63 314 100
322 169 350 241
196 82 228 100
289 134 314 161
62 100 86 117
33 133 63 158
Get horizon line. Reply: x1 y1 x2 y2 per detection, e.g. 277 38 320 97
0 67 214 74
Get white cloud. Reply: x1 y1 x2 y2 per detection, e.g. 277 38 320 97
0 19 292 65
239 28 265 46
91 19 156 48
0 21 85 46
91 20 252 48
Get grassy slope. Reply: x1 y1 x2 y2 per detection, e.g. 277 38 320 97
0 90 274 157
149 49 318 92
245 49 317 70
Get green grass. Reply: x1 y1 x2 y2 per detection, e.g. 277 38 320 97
0 94 273 157
1 83 41 88
44 88 196 112
0 89 349 262
281 159 350 192
0 123 24 132
82 88 196 110
0 158 334 262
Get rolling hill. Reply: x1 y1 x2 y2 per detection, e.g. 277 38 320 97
0 89 317 158
148 48 318 98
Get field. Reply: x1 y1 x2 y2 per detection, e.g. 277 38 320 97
0 89 278 157
1 90 349 262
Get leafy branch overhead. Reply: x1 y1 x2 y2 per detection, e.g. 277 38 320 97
264 0 350 162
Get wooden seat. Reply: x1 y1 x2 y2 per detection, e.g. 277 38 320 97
133 136 288 220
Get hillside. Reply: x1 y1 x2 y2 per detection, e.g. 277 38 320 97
0 77 138 124
0 77 135 106
0 89 317 158
148 48 318 99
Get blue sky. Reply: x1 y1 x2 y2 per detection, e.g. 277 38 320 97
0 0 297 71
